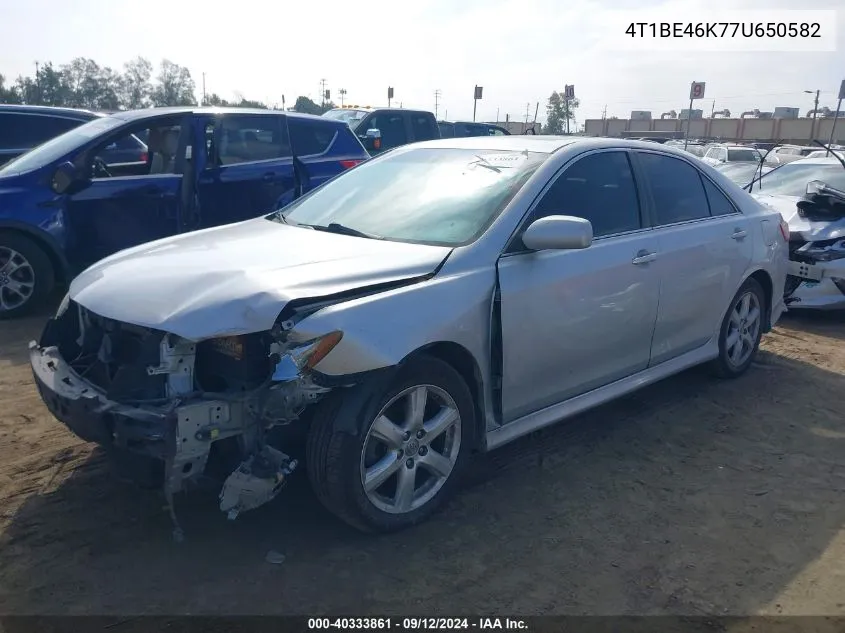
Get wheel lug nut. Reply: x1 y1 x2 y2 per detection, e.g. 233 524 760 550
397 449 404 457
403 432 411 441
416 429 425 439
406 459 414 469
418 446 428 456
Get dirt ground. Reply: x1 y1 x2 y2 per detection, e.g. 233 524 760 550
1 304 845 618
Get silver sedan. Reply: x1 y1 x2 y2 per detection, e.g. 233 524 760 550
30 136 789 534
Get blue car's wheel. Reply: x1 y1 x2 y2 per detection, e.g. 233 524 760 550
0 232 55 319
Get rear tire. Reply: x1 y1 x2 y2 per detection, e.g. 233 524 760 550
306 355 474 533
710 277 765 379
0 232 55 319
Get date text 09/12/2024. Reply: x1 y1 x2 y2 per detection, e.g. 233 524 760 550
307 618 529 630
625 22 822 38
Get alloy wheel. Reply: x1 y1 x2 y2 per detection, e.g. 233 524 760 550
0 247 36 313
360 384 462 514
725 290 761 368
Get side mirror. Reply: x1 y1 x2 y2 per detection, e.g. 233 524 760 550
362 128 382 151
521 215 593 251
51 161 86 195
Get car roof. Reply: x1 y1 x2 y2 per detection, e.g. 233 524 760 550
785 155 845 166
0 104 102 119
410 135 712 155
108 106 334 124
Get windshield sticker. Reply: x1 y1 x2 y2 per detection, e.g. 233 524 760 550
471 153 528 169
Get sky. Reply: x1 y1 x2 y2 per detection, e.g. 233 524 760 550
0 0 842 126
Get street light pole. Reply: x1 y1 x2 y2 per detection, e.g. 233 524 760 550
805 89 821 141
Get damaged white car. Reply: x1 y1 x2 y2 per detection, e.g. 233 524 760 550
749 155 845 309
30 137 788 535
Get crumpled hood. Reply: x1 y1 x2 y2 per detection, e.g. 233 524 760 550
751 193 845 242
69 217 452 340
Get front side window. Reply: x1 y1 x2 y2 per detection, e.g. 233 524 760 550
367 114 407 148
532 151 642 238
638 152 710 224
276 148 549 246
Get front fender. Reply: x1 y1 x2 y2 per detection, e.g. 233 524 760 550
292 267 496 378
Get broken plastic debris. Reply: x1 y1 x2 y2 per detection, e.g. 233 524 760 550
265 550 286 565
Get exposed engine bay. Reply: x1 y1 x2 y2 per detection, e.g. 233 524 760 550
30 298 338 540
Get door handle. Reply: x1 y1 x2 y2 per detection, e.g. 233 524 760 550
632 250 657 265
261 172 275 181
731 229 748 240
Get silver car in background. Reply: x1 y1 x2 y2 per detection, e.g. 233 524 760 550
30 137 789 534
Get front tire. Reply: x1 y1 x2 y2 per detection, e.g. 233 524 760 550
0 232 55 319
306 355 474 533
711 277 765 378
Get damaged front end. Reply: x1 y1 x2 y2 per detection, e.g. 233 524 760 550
29 297 338 536
784 181 845 310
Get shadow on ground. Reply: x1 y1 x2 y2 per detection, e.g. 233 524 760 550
2 343 845 616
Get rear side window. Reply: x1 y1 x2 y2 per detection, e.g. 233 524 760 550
533 151 641 238
288 119 337 156
218 115 291 165
411 114 438 141
701 177 737 216
0 113 84 150
438 123 455 138
368 113 408 149
638 153 710 224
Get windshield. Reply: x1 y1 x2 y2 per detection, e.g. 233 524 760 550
274 148 549 246
0 115 125 176
752 162 845 196
727 149 760 162
322 109 369 126
714 163 767 186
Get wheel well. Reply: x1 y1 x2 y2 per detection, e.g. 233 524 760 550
748 269 773 330
0 227 68 284
411 342 485 450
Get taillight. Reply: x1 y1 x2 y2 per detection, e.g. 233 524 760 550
339 159 362 169
778 215 790 242
140 151 148 163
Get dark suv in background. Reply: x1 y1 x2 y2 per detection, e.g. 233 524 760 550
438 121 510 138
0 104 147 167
323 107 439 155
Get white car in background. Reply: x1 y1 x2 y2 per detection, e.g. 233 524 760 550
749 155 845 309
702 144 762 167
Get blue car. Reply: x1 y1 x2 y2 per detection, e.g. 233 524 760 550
0 106 368 317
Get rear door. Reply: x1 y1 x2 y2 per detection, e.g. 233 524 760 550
633 151 753 365
196 113 295 227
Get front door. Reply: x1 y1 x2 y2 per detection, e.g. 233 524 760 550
63 118 186 269
633 151 753 364
497 150 661 423
196 114 296 229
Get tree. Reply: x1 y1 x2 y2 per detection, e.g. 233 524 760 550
119 57 153 109
293 95 334 115
0 74 21 103
544 91 580 135
60 57 106 108
151 59 197 107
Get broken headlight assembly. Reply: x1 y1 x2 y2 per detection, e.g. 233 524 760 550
271 330 343 381
55 291 71 318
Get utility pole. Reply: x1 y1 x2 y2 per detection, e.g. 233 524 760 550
202 72 207 105
496 107 499 124
533 102 539 130
806 89 821 141
34 61 40 103
711 99 715 118
524 102 530 126
339 88 347 107
601 104 607 120
320 78 327 108
434 89 442 119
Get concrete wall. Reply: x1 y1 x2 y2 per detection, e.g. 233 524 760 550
583 117 845 143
